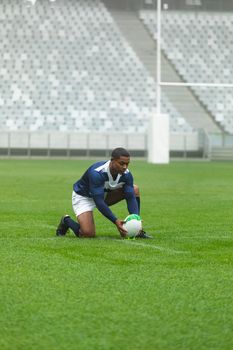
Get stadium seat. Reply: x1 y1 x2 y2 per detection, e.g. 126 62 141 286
0 0 193 133
140 10 233 133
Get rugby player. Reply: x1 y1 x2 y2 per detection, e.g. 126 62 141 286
56 147 151 238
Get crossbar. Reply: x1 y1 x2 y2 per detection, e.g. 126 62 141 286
160 82 233 88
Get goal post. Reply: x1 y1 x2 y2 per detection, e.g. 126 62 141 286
147 113 169 164
147 0 171 164
147 0 233 164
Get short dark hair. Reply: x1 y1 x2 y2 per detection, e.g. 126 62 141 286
111 147 130 160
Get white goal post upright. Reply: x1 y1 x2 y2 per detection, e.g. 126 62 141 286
147 1 233 164
148 0 170 164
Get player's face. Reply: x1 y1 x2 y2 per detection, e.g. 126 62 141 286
111 156 130 175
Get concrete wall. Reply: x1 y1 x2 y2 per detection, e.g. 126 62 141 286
102 0 233 12
0 131 202 158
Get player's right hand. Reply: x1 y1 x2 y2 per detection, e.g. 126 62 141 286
115 219 127 238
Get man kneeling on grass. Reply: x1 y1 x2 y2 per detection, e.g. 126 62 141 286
56 147 151 239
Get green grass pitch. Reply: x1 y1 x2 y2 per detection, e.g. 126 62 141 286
1 159 233 350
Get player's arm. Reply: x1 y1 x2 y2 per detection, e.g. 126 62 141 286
89 173 127 236
93 194 127 237
123 173 139 215
93 193 117 222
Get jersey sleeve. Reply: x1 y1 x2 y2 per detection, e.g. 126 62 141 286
93 194 117 223
123 172 139 215
88 170 105 197
88 170 117 223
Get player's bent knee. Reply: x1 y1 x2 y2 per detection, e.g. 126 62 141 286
133 184 140 197
80 230 96 238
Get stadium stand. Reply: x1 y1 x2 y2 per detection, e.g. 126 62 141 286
0 0 193 134
140 10 233 134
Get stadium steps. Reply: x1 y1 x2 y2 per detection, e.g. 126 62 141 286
108 9 221 134
209 147 233 161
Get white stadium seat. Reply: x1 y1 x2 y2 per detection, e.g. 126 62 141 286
140 10 233 134
0 0 193 133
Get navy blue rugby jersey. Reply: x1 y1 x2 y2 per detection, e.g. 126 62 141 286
73 160 135 198
73 160 139 222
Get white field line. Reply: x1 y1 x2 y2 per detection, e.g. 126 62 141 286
115 239 189 254
1 236 189 254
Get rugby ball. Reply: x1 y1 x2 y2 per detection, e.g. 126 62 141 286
123 214 142 238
